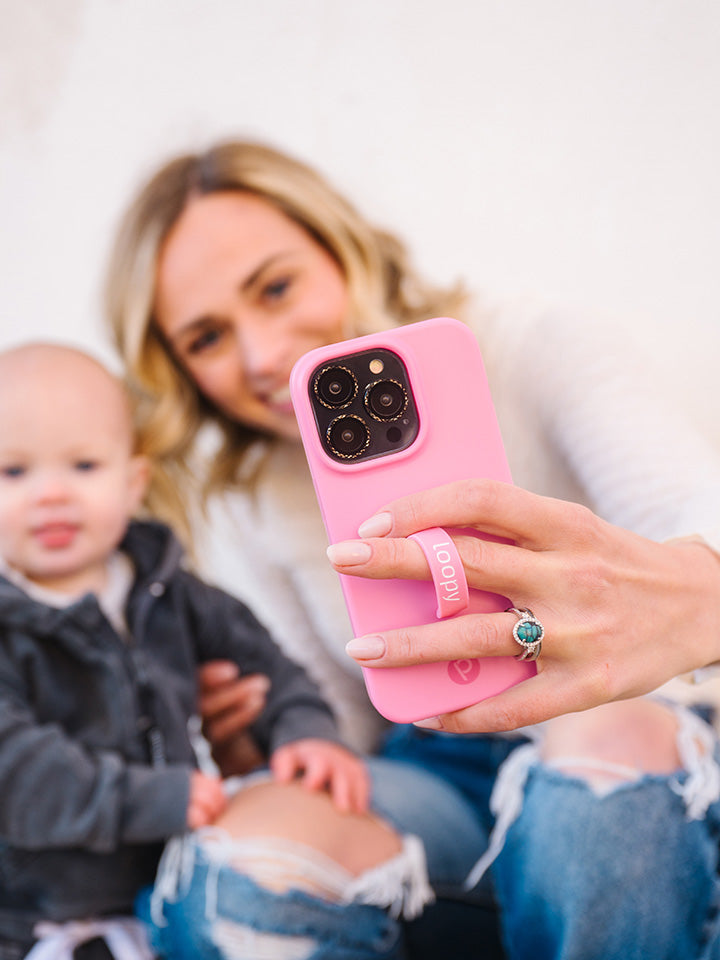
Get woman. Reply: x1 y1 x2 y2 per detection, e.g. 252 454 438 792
105 140 720 959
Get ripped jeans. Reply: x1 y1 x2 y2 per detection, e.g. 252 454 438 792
135 756 490 960
139 704 720 960
385 703 720 960
135 834 416 959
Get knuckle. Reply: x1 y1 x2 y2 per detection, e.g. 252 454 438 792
393 627 420 662
593 662 620 703
477 693 547 731
462 477 495 514
484 697 523 731
452 698 518 733
566 553 615 601
565 502 602 543
576 662 615 706
401 497 425 533
454 615 488 655
437 712 462 733
456 534 487 578
385 536 410 570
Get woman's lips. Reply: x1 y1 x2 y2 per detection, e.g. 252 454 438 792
266 385 295 416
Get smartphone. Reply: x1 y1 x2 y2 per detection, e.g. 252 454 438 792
289 317 535 722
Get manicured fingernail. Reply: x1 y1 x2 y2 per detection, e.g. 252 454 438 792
413 717 443 730
248 675 271 693
357 512 393 538
345 635 386 660
326 541 373 566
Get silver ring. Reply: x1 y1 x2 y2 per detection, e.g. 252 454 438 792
506 607 544 662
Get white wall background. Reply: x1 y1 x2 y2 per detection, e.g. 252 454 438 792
1 0 718 434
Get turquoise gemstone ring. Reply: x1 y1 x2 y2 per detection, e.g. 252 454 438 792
506 607 544 662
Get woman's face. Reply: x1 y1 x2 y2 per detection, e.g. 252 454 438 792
154 191 350 440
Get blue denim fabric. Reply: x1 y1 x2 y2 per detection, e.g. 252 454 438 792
380 724 720 959
374 726 521 904
136 725 720 959
367 753 492 892
379 725 523 832
493 764 720 960
134 747 499 960
135 852 403 960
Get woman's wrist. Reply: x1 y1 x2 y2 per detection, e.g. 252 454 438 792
666 537 720 669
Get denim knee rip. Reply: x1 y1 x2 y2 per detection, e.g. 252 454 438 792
463 701 720 891
146 828 434 960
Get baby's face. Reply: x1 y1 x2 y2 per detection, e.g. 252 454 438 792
0 347 147 595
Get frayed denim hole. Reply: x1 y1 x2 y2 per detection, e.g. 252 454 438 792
209 919 316 960
539 702 720 819
533 760 683 797
464 742 538 890
213 870 401 954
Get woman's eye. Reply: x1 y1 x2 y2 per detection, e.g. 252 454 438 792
262 277 291 302
0 465 25 479
187 328 222 355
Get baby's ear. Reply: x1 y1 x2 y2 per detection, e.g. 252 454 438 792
127 454 152 514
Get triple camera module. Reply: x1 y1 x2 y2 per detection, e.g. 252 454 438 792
309 348 419 463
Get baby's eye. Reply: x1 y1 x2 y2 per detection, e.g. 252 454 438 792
74 460 99 472
0 465 25 479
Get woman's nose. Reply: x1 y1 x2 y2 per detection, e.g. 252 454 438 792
238 322 287 381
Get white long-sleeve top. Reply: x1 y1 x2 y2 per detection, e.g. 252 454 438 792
199 301 720 752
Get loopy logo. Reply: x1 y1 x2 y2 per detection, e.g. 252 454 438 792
431 541 462 604
447 659 481 684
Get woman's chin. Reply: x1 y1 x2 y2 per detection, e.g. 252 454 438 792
257 411 302 442
275 420 302 442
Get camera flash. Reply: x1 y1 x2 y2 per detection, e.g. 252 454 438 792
369 358 384 374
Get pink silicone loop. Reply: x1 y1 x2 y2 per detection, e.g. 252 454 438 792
408 527 470 619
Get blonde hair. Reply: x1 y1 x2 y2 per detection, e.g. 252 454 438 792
105 140 467 543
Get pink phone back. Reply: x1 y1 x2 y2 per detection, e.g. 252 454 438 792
290 317 535 721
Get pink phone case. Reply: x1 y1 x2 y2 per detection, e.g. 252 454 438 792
290 317 535 722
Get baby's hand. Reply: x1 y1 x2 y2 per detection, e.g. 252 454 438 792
270 739 370 814
187 771 227 829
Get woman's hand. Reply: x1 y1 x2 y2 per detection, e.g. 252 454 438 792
198 661 269 775
270 739 371 815
330 479 720 732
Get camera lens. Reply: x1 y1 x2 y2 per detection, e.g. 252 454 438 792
327 415 370 459
313 365 357 408
364 379 407 421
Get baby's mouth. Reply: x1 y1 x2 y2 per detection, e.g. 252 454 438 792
34 523 78 549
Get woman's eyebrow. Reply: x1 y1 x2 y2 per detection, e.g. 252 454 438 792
168 315 215 343
240 252 294 292
166 251 298 342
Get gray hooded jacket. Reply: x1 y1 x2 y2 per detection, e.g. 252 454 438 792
0 521 340 943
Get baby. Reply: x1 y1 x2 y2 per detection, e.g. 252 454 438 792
0 343 367 959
